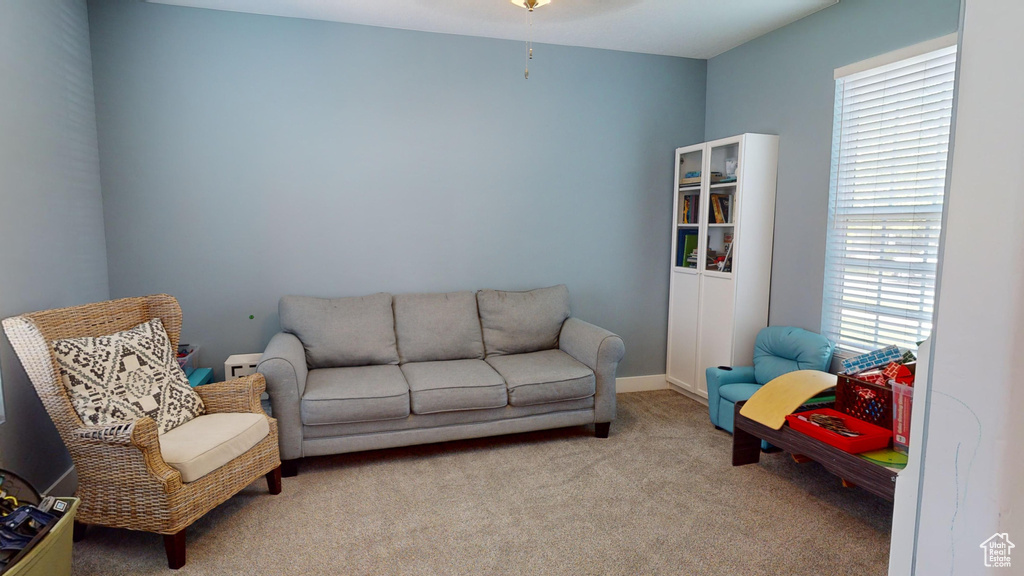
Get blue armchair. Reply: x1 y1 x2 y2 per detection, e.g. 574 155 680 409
706 326 835 434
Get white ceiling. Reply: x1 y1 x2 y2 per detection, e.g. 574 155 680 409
146 0 839 59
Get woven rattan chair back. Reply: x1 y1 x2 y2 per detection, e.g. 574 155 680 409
2 294 182 443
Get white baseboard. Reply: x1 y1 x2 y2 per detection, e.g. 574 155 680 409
667 382 709 406
615 374 669 393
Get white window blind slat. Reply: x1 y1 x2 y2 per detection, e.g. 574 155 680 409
842 62 957 102
822 42 956 354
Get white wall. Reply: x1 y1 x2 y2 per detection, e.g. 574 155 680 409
910 0 1024 573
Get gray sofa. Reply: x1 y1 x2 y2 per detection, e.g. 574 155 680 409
257 285 624 476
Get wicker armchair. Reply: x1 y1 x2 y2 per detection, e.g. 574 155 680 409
1 294 282 569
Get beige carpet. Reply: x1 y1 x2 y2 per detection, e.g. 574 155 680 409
72 391 892 575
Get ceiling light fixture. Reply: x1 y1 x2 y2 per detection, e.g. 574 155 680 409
511 0 552 79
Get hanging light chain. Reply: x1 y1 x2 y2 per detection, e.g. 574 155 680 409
516 0 549 79
525 5 533 79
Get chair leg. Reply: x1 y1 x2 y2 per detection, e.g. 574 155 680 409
281 459 299 478
164 529 186 570
266 465 282 495
595 422 610 438
73 522 87 542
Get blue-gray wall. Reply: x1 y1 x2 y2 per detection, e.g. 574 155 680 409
705 0 961 333
88 0 706 379
0 0 108 492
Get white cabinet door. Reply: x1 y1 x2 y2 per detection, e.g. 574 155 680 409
666 271 700 391
696 274 736 395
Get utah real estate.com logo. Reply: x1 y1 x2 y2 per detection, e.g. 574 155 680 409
980 533 1014 569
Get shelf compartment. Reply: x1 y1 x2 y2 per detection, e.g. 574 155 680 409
703 226 735 274
676 227 700 269
707 192 735 225
677 149 704 192
676 190 701 226
709 142 740 186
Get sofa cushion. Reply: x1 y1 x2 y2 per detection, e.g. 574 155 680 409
401 360 507 414
476 285 570 356
301 365 409 425
486 349 595 407
280 293 399 369
159 413 269 483
393 292 484 363
717 383 762 404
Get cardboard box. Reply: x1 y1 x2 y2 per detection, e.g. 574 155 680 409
892 381 914 454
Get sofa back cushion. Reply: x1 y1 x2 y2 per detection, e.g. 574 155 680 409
280 293 399 369
476 285 570 356
753 326 835 385
393 291 484 363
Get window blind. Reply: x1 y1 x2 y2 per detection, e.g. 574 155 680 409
822 43 957 354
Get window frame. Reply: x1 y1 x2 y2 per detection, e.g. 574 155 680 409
821 35 958 355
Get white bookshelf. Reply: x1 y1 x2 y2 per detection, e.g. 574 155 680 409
666 133 779 397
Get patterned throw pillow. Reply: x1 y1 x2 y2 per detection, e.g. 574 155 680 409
51 318 205 434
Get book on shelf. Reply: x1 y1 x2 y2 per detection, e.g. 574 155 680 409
679 171 701 187
676 228 698 267
679 193 699 224
711 195 725 224
683 233 699 267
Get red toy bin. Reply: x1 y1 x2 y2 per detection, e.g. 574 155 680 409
785 408 892 454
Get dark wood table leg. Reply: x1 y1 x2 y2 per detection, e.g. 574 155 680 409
72 521 87 542
732 402 762 466
164 529 186 570
732 423 762 466
266 465 282 495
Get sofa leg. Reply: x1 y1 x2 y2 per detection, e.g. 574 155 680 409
281 459 300 478
164 529 186 570
73 521 87 542
595 422 610 438
266 465 282 494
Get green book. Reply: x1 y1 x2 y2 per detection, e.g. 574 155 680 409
683 234 699 267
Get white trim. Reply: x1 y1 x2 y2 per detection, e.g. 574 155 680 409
834 32 958 79
43 466 75 497
667 382 709 406
615 374 669 394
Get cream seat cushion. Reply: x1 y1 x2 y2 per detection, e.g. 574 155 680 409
159 413 269 483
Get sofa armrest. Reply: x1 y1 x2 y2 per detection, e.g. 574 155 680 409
71 417 183 494
705 365 755 427
257 332 308 460
559 318 625 424
195 373 267 415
